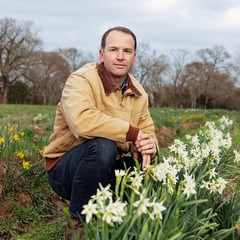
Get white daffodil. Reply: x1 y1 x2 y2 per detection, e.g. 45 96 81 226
208 168 217 179
219 116 233 127
151 161 170 183
169 139 187 155
200 180 210 190
201 144 210 159
152 200 166 220
216 177 228 194
103 205 115 226
222 132 232 149
183 182 197 198
115 169 126 185
178 147 188 160
209 180 218 193
209 139 221 158
81 200 98 223
111 199 127 223
93 184 113 209
233 150 240 163
191 134 200 148
183 173 196 198
115 169 126 178
133 194 152 215
130 172 144 190
185 134 191 140
102 199 127 226
95 184 112 200
168 165 179 185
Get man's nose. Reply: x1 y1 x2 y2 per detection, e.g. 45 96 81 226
116 50 124 59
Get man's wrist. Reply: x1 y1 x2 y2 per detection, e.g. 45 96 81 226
126 125 139 142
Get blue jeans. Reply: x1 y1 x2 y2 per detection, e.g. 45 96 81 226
47 137 135 219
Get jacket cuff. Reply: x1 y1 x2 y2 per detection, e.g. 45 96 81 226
126 125 139 142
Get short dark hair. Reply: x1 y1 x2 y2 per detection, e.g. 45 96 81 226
100 26 137 51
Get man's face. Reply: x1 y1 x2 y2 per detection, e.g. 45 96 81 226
99 30 136 80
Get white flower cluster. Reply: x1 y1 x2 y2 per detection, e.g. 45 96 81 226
200 176 227 194
81 116 239 226
149 116 236 198
81 184 127 224
219 115 234 129
33 113 43 122
133 192 166 220
233 150 240 163
81 181 166 225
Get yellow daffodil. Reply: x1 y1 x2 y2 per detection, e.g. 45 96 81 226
0 137 5 143
22 160 30 170
38 146 47 156
20 131 25 137
8 126 13 133
16 151 25 159
13 134 19 141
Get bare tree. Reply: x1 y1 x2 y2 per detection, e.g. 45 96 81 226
185 62 205 108
208 71 235 109
132 43 167 107
164 49 191 107
27 51 70 105
0 17 42 103
196 45 231 108
58 47 97 73
231 48 240 87
230 87 240 110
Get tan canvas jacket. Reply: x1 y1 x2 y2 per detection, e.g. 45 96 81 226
43 62 158 171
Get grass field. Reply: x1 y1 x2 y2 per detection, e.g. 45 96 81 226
0 104 240 239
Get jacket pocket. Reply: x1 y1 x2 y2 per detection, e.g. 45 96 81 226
53 132 78 154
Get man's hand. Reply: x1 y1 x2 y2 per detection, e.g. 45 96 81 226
134 130 157 170
135 130 157 158
130 143 140 161
142 154 151 171
130 143 151 170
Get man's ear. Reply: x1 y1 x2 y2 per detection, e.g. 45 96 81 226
99 49 104 63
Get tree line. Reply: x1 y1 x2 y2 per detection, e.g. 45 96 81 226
1 17 240 110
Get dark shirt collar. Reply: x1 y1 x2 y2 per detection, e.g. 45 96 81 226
121 77 128 94
97 63 142 97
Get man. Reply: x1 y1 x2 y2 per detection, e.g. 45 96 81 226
43 26 158 239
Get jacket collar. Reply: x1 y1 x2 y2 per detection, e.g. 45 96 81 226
97 63 142 97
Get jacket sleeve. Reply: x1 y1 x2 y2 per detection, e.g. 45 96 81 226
137 93 159 147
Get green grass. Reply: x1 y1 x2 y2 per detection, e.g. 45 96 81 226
150 107 239 128
1 104 240 239
16 219 65 240
1 104 239 133
0 104 56 118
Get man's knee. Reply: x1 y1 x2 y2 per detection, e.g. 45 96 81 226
93 138 116 166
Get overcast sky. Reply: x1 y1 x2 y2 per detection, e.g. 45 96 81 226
1 0 240 57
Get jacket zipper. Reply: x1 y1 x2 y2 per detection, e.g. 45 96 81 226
121 92 124 107
121 92 134 107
